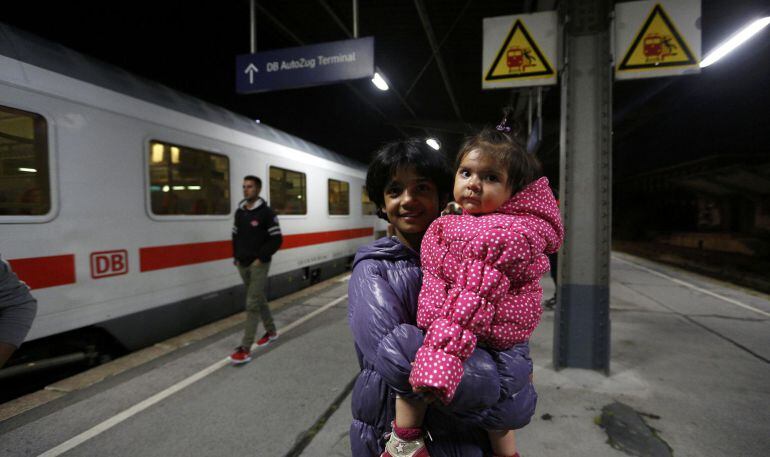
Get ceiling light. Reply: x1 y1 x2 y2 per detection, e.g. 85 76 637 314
426 138 440 150
700 17 770 68
371 72 389 91
18 167 37 173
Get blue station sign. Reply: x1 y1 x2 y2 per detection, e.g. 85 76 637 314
236 37 374 93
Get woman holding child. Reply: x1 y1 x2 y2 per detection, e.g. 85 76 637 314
348 117 563 457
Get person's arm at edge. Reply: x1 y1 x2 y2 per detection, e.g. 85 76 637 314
232 208 239 265
0 256 38 367
256 208 282 263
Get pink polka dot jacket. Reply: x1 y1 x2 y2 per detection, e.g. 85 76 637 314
410 177 564 404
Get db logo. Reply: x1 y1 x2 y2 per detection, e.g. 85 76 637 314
90 250 129 279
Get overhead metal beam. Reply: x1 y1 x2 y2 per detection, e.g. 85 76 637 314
404 0 472 100
318 0 352 37
257 3 409 137
352 0 359 38
317 0 418 121
250 0 257 53
254 4 305 45
513 90 527 117
413 0 465 124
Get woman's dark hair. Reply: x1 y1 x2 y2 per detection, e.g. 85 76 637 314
456 116 542 195
365 139 453 221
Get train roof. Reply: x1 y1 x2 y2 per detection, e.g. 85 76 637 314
0 22 366 172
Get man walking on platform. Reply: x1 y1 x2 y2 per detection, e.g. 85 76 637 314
229 175 283 364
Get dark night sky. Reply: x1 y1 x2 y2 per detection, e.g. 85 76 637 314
613 1 770 178
1 0 768 178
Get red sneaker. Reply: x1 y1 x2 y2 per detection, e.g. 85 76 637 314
228 346 252 364
256 331 278 346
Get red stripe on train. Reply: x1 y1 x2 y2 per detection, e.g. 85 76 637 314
281 227 374 249
7 254 77 290
139 227 374 272
139 241 231 272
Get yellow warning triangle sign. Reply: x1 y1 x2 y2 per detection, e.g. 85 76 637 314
485 19 555 81
618 4 697 71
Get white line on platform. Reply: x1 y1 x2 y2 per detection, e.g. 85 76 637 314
36 294 348 457
614 256 770 318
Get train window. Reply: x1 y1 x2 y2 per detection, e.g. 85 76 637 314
0 105 50 215
328 179 349 215
361 187 377 216
148 140 230 215
270 166 306 215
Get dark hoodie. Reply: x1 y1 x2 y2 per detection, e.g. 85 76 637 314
232 198 283 264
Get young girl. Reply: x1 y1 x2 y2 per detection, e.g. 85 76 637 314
348 139 538 457
387 120 564 457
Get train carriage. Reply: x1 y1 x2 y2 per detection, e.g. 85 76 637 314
0 23 385 353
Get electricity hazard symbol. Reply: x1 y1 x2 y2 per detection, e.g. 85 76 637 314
618 4 697 72
485 19 555 81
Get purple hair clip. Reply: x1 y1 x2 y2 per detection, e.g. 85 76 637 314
496 117 512 132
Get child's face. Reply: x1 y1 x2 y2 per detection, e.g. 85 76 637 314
454 149 513 215
382 166 440 236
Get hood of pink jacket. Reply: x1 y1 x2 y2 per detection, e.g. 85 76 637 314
463 176 563 254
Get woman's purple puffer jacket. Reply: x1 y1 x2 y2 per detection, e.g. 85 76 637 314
348 236 537 457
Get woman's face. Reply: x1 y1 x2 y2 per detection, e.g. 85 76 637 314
382 166 440 237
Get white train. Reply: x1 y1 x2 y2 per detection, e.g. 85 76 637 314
0 23 384 353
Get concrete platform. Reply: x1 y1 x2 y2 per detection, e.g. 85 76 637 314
0 277 357 457
1 254 769 457
302 253 770 457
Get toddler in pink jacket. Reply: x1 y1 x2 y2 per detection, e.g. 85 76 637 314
389 121 563 457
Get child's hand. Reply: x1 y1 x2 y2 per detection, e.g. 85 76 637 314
441 202 462 216
413 386 438 404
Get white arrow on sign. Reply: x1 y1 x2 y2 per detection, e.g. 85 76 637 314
244 63 259 84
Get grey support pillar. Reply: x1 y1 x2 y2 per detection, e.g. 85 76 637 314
554 0 612 372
